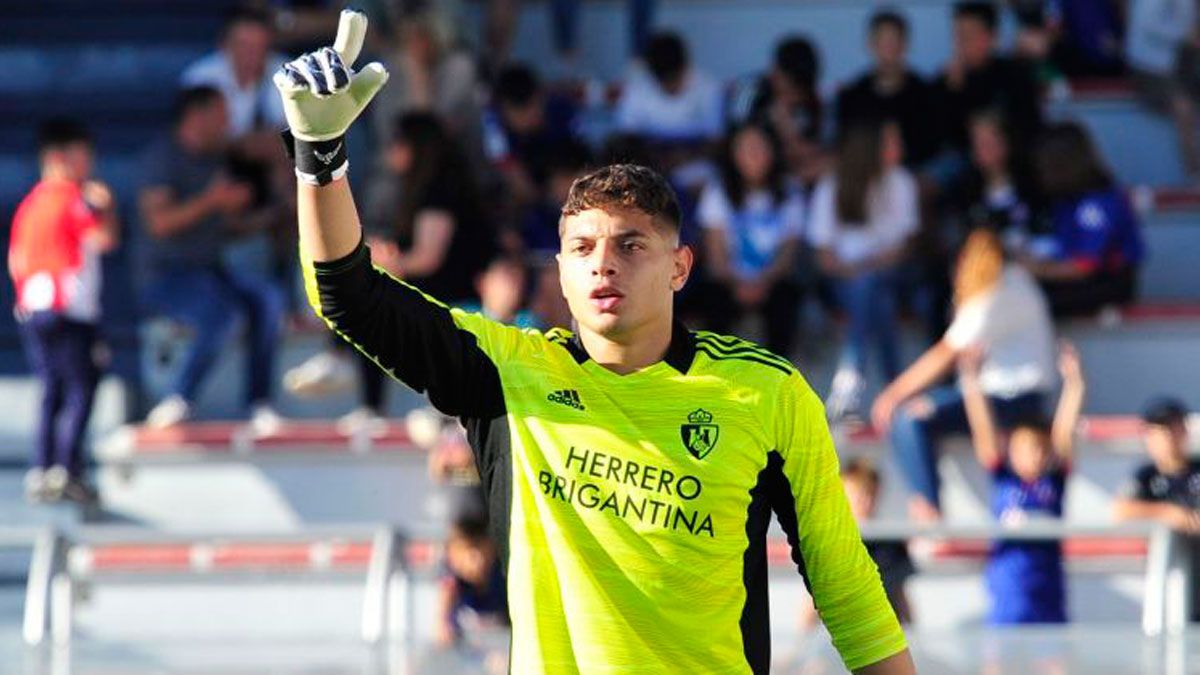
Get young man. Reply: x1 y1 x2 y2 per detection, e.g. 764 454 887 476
933 2 1042 170
836 9 937 168
9 119 119 504
1112 397 1200 619
138 86 285 432
273 12 915 674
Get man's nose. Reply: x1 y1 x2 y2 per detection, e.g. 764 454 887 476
591 240 617 277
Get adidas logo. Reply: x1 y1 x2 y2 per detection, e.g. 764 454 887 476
547 389 585 410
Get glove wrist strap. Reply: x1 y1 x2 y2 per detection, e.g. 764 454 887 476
281 129 348 186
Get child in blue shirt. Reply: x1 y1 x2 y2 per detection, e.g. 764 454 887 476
962 341 1087 624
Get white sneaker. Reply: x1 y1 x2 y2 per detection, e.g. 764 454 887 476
249 404 285 438
146 395 191 429
23 468 47 503
825 367 865 424
337 407 388 438
41 466 70 503
283 350 355 398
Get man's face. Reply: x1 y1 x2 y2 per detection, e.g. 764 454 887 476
1145 421 1189 469
871 24 907 71
225 20 272 83
44 142 93 183
954 17 995 69
501 97 545 135
557 207 691 342
199 98 231 148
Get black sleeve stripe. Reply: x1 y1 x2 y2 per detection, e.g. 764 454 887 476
693 332 794 368
693 338 795 374
695 344 794 376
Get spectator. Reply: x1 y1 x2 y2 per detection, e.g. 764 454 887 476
730 35 826 182
1112 398 1200 619
932 1 1043 184
1127 0 1200 178
181 7 287 140
437 513 510 647
954 109 1041 246
287 113 496 432
182 7 295 316
808 122 917 421
698 123 805 358
463 257 541 330
138 87 285 432
9 119 119 504
482 63 582 219
872 229 1056 520
962 341 1085 625
837 9 938 168
615 31 723 143
365 7 485 200
800 457 916 627
1024 122 1143 317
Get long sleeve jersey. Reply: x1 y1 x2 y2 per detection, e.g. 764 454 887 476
305 240 907 673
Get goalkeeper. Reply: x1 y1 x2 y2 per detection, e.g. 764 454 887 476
275 12 915 674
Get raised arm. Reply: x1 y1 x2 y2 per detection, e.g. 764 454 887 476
959 347 1002 470
276 11 515 420
1051 341 1086 464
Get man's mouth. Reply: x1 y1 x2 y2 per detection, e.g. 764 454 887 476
589 287 625 312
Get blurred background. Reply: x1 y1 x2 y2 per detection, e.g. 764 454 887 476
2 0 1200 673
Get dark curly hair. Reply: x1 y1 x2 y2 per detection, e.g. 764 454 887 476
560 164 681 233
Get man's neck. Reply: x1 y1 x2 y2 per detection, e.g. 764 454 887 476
874 65 905 93
1156 454 1190 476
578 318 674 376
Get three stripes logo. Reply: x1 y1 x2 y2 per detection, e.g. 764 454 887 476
547 389 586 410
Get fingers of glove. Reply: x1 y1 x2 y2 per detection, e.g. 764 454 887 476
348 62 389 108
300 52 332 96
272 64 308 94
333 10 368 67
318 47 352 92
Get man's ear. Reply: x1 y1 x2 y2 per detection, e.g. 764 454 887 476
671 244 693 292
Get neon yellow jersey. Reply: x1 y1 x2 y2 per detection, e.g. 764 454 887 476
306 243 907 673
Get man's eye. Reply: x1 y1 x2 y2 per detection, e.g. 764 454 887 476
622 241 644 252
571 244 591 254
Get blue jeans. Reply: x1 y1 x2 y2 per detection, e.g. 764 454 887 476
890 385 1046 509
550 0 656 55
142 265 283 408
19 312 100 478
835 269 902 381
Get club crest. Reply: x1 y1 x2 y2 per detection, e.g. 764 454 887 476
680 409 719 460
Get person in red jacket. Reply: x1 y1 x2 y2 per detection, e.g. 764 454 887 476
8 119 119 504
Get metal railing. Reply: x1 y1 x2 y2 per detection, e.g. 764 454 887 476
17 520 1192 647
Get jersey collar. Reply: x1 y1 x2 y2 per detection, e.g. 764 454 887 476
566 321 696 375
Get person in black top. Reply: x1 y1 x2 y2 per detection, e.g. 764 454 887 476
730 35 826 184
285 113 496 430
836 9 937 168
931 2 1043 185
952 109 1042 246
1113 398 1199 619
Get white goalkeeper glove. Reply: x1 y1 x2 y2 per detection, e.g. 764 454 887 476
273 9 389 185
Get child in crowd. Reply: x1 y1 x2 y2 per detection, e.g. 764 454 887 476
962 341 1086 624
9 119 119 504
1112 397 1200 619
809 121 917 422
699 122 805 357
437 513 509 647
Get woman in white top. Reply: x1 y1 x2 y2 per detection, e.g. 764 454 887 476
871 229 1057 521
698 123 805 356
808 121 917 420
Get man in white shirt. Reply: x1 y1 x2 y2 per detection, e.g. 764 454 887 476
615 31 723 142
182 7 288 138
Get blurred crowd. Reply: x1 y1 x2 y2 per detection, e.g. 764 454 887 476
8 0 1200 636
